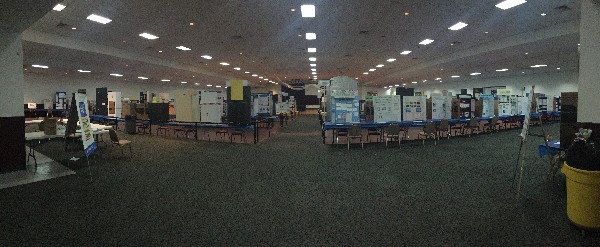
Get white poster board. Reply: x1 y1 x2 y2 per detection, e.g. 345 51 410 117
431 96 452 120
373 95 402 122
480 94 495 117
75 93 96 157
517 96 529 115
252 93 272 116
199 90 223 123
108 92 122 117
403 96 427 121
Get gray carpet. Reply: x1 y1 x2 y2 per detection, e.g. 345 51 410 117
1 115 599 245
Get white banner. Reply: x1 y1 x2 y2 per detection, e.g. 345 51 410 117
75 93 96 157
520 87 535 140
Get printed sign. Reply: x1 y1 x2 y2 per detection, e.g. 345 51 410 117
75 93 96 157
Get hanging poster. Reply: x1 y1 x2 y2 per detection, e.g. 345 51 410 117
75 93 96 157
373 95 402 122
431 96 452 120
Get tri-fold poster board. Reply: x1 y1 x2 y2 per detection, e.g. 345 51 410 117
373 95 402 122
199 90 223 123
402 96 427 121
431 96 452 120
517 96 530 115
252 93 273 117
480 94 495 118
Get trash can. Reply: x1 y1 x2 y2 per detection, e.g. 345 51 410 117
125 115 136 134
561 161 600 229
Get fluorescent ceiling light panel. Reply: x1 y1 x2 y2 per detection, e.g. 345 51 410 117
451 75 460 78
207 84 213 87
308 48 317 53
53 4 66 11
395 84 400 87
311 69 316 71
216 86 222 88
448 22 468 31
139 32 159 40
86 14 112 24
77 70 91 73
234 67 241 70
264 79 269 80
32 65 48 68
138 77 148 79
387 58 396 62
435 78 442 80
376 64 384 68
180 81 187 84
259 76 263 78
363 72 369 75
245 71 250 74
411 81 418 84
309 57 317 61
496 69 509 72
220 62 230 66
110 73 123 77
470 72 481 75
400 50 412 55
419 39 434 45
176 46 191 51
312 72 317 75
301 5 316 17
495 0 527 10
531 64 547 68
310 64 316 67
201 55 212 59
369 69 376 72
403 83 407 86
306 33 316 40
252 74 258 76
161 79 170 82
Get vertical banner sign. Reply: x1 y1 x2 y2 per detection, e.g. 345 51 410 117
75 93 97 157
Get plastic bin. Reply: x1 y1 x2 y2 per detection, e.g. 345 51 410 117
561 162 600 229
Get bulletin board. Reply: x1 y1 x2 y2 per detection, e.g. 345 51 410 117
480 94 495 117
402 96 427 121
431 96 452 120
373 95 402 122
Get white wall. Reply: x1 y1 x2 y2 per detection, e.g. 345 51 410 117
1 33 25 117
414 70 578 98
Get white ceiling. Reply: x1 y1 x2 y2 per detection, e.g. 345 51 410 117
19 0 582 88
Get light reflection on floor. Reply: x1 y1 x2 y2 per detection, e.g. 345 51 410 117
0 148 75 190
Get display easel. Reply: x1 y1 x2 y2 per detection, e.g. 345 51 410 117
66 93 95 179
514 86 554 199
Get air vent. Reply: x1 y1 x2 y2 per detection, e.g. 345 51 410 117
56 22 70 28
554 5 571 11
359 30 369 34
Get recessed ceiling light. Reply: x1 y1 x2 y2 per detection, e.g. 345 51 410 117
394 84 400 87
496 0 527 10
525 52 529 55
451 75 460 78
306 33 316 40
404 12 409 16
189 22 194 26
312 72 317 75
423 80 427 82
291 8 296 12
557 67 561 70
485 31 489 34
369 69 376 72
207 84 213 87
194 83 199 86
245 71 250 74
32 65 49 68
86 14 112 24
138 77 148 80
435 78 442 80
139 32 159 40
309 57 317 61
448 22 468 31
400 50 412 55
411 81 418 84
158 50 163 53
216 85 222 88
376 64 384 68
234 67 241 70
311 69 316 71
53 4 66 11
201 55 212 59
220 62 230 66
387 58 396 62
419 39 434 45
181 81 188 84
252 74 258 77
522 72 525 73
176 46 191 51
110 73 123 77
263 78 269 81
541 13 547 16
77 70 91 73
531 64 547 68
301 5 315 17
71 27 76 30
363 72 369 75
310 64 316 67
355 77 359 79
384 86 388 88
161 79 170 82
402 83 407 86
298 34 302 37
259 76 263 78
496 69 509 72
308 48 317 53
470 72 481 75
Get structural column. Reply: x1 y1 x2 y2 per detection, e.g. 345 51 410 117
578 0 600 123
0 33 26 173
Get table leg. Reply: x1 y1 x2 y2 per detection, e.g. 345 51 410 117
27 140 38 172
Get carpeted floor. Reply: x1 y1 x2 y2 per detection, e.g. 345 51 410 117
1 115 598 245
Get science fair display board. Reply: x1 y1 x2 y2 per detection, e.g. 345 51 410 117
480 94 495 117
326 76 360 123
373 95 402 122
200 90 224 123
174 89 200 122
431 96 452 120
108 91 122 118
251 93 273 117
402 96 427 121
458 94 472 118
226 80 252 126
517 96 530 115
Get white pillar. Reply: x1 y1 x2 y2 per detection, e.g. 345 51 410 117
578 0 600 123
0 33 26 173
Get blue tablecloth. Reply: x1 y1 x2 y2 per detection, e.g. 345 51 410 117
539 139 563 157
